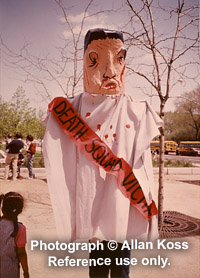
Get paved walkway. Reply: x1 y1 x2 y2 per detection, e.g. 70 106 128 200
0 168 199 278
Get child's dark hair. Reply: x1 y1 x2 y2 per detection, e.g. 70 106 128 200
0 192 24 237
26 134 34 141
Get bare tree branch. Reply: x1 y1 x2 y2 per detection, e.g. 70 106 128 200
124 0 199 226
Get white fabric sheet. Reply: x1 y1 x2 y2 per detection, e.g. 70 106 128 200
43 92 163 242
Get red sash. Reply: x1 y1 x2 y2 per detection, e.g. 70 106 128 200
49 97 157 220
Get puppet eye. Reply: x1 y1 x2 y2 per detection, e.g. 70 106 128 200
117 49 126 64
89 52 98 67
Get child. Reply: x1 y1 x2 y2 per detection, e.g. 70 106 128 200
0 192 30 278
26 135 36 179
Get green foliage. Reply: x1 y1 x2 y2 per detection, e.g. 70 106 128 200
0 86 46 139
23 152 45 168
152 159 194 168
165 111 197 142
33 152 45 168
165 87 200 142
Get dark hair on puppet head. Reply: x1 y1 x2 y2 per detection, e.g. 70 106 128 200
84 28 124 53
0 192 24 237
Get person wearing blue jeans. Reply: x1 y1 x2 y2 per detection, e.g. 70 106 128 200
26 135 36 179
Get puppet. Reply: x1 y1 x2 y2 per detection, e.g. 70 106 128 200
43 28 163 277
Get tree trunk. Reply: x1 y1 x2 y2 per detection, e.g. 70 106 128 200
158 101 165 227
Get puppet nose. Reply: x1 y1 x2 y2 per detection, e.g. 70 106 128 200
103 57 116 79
103 72 116 79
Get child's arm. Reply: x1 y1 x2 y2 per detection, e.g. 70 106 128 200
16 247 29 278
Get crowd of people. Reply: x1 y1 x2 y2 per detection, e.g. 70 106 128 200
4 132 36 181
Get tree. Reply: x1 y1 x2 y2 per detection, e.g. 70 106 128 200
54 0 93 96
174 87 200 140
124 0 199 225
0 99 11 138
0 0 112 100
0 87 46 139
165 111 199 141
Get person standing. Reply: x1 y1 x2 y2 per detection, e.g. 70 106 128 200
0 192 30 278
5 133 13 148
4 132 24 181
26 135 36 179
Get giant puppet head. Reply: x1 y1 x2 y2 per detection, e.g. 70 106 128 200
83 28 126 95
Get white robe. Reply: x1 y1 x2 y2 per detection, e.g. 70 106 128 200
43 92 163 242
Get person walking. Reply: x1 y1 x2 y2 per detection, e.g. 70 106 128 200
26 135 36 179
0 192 30 278
4 132 24 181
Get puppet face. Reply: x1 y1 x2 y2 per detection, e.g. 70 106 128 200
83 37 126 95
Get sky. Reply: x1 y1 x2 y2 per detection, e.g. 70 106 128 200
0 0 199 113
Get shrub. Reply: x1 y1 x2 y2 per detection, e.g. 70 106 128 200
152 158 194 167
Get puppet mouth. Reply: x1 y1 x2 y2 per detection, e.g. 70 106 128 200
102 81 117 90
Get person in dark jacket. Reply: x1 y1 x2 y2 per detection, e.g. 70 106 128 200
4 133 24 181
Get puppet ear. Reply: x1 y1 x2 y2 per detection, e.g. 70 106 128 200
123 49 127 59
89 52 98 67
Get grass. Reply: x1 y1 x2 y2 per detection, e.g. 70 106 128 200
24 152 45 168
152 158 194 167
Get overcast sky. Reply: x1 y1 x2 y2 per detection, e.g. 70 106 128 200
0 0 199 112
